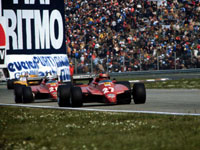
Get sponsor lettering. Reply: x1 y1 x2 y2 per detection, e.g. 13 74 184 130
0 49 5 60
60 68 71 81
7 55 70 80
1 0 69 81
1 0 65 54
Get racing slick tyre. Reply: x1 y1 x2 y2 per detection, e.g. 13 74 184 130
7 79 14 89
71 87 83 107
14 84 25 103
132 83 146 104
115 81 131 90
57 85 71 107
22 87 34 103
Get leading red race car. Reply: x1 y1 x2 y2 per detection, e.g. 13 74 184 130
14 74 59 103
57 73 146 107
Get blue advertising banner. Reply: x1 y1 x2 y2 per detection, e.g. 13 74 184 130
7 54 71 81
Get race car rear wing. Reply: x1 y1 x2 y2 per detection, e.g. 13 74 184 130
27 76 43 85
72 74 95 84
73 74 95 80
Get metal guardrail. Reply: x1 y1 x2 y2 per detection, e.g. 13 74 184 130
72 68 200 81
109 68 200 77
106 69 200 81
1 68 200 83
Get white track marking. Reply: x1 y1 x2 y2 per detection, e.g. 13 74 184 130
129 78 170 83
1 103 200 116
146 79 156 82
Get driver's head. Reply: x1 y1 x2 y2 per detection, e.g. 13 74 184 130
99 73 110 81
46 72 54 80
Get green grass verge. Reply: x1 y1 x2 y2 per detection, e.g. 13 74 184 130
0 106 200 150
114 78 200 89
144 78 200 89
76 78 200 89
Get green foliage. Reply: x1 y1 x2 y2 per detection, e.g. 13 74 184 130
0 107 200 150
75 78 200 89
115 78 200 89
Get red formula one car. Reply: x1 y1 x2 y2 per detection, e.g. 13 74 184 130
57 73 146 107
14 75 59 103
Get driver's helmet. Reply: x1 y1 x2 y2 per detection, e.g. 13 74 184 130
20 73 28 81
99 73 110 81
46 72 54 80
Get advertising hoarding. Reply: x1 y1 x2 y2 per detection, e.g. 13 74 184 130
0 0 70 81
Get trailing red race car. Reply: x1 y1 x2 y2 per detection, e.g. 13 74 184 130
57 73 146 107
14 74 59 103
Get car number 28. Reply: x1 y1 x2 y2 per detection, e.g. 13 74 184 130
102 87 114 94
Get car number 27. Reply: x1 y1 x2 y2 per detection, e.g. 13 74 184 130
102 87 114 94
49 87 57 92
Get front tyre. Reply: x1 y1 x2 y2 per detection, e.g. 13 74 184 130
71 87 83 107
22 87 34 103
7 79 14 89
14 84 25 103
132 83 146 104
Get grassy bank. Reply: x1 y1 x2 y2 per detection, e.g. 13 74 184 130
0 106 200 150
115 78 200 89
144 78 200 89
77 77 200 89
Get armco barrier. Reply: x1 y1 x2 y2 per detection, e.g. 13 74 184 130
109 68 200 77
72 68 200 81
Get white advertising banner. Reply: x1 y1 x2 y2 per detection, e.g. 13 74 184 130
7 54 71 81
1 0 70 81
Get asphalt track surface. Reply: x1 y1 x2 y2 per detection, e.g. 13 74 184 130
0 84 200 115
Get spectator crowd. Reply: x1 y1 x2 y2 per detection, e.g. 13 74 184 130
64 0 200 73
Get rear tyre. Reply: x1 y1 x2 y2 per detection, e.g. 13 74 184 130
57 85 71 107
71 87 83 107
7 79 14 89
132 83 146 104
14 84 25 103
22 87 33 103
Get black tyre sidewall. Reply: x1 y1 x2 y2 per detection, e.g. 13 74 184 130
14 84 25 103
22 87 33 103
71 87 83 107
7 79 14 89
58 85 71 107
132 83 146 104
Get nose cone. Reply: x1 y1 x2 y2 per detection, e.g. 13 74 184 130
51 92 58 100
0 24 6 47
105 92 117 104
47 82 58 100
